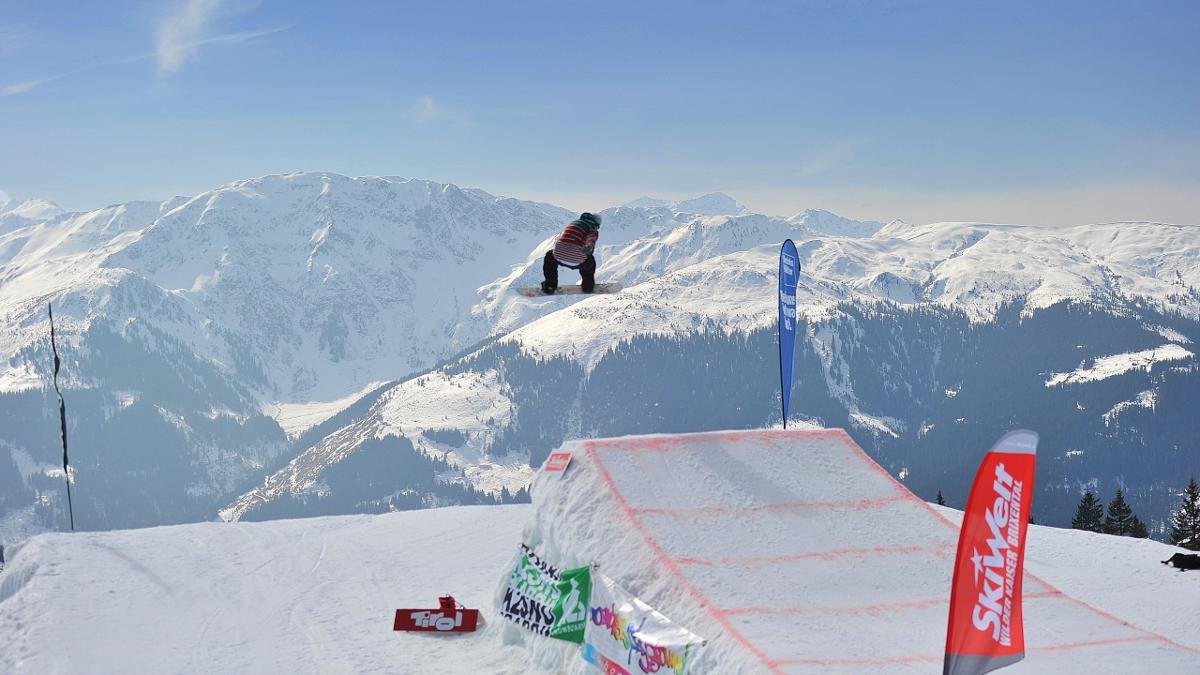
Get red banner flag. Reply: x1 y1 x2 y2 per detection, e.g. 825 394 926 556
944 430 1038 675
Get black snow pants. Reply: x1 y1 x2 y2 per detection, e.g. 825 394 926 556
542 250 596 293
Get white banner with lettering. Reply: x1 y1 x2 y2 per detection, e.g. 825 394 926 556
582 573 705 675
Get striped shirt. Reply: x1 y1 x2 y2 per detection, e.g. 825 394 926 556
553 222 599 266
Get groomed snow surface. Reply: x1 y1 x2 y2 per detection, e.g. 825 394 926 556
3 429 1199 674
0 507 532 674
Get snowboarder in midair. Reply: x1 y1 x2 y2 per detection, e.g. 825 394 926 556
541 212 601 294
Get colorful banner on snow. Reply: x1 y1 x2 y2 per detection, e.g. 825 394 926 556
583 572 704 675
500 544 591 643
778 239 800 427
944 430 1038 675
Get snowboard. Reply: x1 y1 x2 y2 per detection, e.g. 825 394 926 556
518 283 622 298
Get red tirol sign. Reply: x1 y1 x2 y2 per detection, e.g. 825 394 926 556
944 430 1038 675
544 451 573 476
394 595 480 633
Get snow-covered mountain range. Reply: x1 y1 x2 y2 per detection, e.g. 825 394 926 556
0 197 65 237
622 192 749 216
1 172 1197 541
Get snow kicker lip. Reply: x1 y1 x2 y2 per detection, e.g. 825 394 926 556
0 555 35 606
524 429 1200 674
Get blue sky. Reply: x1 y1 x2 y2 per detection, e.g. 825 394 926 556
2 0 1198 225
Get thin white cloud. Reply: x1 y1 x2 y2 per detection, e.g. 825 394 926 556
159 25 288 74
2 77 56 96
413 96 439 124
156 0 283 74
1 8 286 96
408 95 472 126
156 0 226 74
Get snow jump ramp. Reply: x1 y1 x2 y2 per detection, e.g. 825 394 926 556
511 429 1200 674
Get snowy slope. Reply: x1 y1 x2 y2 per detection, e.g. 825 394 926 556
476 209 812 338
4 430 1199 674
502 220 1200 368
1045 344 1193 387
0 506 532 674
225 210 1200 525
502 246 794 368
219 367 533 523
0 172 574 403
0 174 578 535
211 200 879 520
1 198 64 221
789 208 884 237
0 199 163 356
0 198 66 236
223 208 845 518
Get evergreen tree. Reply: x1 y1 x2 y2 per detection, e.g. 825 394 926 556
1130 516 1149 539
1170 474 1200 551
1071 491 1104 532
1103 489 1135 536
936 490 946 506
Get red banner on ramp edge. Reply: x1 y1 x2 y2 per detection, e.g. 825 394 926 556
944 430 1038 675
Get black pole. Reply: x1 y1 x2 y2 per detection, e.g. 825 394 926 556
48 303 75 532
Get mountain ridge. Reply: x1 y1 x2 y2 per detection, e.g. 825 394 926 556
2 170 1197 541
